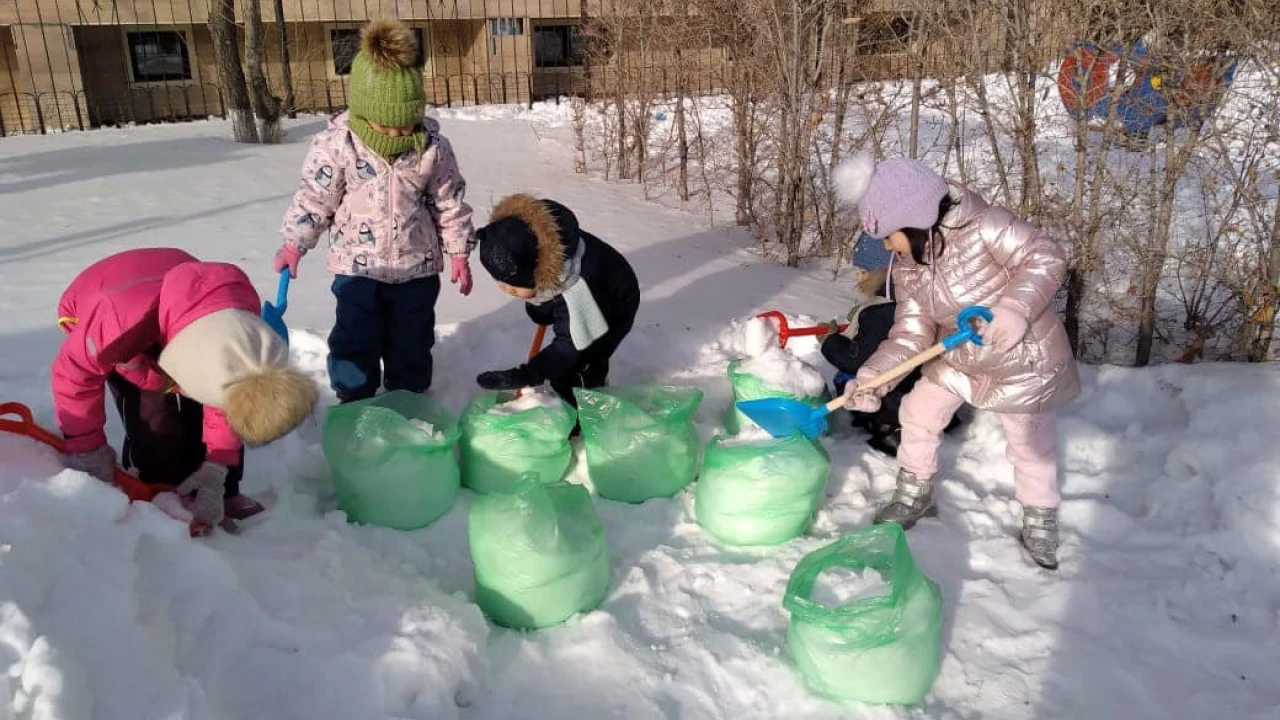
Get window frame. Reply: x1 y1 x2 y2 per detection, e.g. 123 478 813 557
488 17 525 56
533 23 585 69
122 28 196 87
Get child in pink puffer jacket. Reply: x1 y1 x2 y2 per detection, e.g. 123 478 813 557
274 18 475 403
834 151 1081 570
54 248 318 528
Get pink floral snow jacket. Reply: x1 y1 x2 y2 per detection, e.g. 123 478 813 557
859 185 1081 413
53 248 261 467
279 111 476 283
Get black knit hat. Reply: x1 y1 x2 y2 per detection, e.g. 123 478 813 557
478 216 540 289
478 195 580 292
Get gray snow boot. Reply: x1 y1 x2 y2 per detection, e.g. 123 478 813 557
872 469 937 530
1020 506 1060 570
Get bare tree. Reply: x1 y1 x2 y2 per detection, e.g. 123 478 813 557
244 0 284 143
208 0 257 143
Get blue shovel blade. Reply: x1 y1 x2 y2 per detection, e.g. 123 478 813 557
736 397 828 440
261 270 290 344
262 304 288 342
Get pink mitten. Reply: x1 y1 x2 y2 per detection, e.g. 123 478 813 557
450 255 473 296
274 244 303 279
980 300 1031 353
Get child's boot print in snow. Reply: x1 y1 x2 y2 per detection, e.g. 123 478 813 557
873 469 937 529
1020 505 1060 570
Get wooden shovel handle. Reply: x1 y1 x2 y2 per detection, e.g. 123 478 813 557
528 324 548 360
823 342 948 413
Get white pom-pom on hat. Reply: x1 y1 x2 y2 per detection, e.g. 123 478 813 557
833 151 876 206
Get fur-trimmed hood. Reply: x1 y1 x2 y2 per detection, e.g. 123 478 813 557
480 194 582 291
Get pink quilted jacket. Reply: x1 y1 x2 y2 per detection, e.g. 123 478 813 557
858 185 1081 413
279 111 476 283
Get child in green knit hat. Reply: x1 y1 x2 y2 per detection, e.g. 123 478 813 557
275 18 478 403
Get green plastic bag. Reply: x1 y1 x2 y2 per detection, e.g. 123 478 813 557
783 524 943 705
459 391 577 494
726 360 828 435
322 390 462 530
573 384 704 503
695 433 830 546
469 474 611 629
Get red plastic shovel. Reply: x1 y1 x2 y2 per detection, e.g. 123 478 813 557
757 311 848 349
0 402 211 536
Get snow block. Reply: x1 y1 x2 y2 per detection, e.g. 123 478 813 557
322 390 461 530
573 384 703 503
784 524 943 705
695 433 830 546
726 360 829 435
459 390 577 494
469 475 610 629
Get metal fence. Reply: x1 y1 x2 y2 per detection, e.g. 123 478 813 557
0 63 741 136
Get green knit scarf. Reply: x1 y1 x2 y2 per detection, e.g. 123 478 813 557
348 115 425 161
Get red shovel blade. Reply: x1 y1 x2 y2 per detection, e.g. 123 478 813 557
0 402 210 536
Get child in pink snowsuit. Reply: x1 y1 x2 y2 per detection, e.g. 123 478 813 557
53 248 319 528
834 152 1080 569
274 19 475 403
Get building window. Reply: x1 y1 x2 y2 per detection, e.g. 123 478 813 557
126 31 191 83
534 25 584 68
332 27 426 75
489 18 524 56
857 13 916 55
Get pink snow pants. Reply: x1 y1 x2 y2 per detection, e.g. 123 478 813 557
897 379 1061 508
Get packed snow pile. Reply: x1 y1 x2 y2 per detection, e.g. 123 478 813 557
410 418 444 439
716 425 776 447
736 347 828 399
0 434 487 720
722 316 781 359
459 390 576 493
696 431 830 546
720 315 827 399
810 566 891 608
486 388 565 416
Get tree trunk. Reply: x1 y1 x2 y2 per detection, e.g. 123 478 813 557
673 8 690 203
1248 194 1280 361
580 0 592 100
245 0 284 143
273 0 295 118
208 0 257 143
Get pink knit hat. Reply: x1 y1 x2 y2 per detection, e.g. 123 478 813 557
833 152 949 239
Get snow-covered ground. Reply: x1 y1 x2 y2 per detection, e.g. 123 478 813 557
0 109 1278 720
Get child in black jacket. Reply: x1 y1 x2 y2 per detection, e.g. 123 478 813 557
821 233 964 456
475 194 640 407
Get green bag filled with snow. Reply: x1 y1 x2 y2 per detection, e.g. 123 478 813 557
459 389 577 494
783 523 943 705
724 318 829 434
573 384 703 503
469 473 610 629
322 390 462 531
695 430 830 546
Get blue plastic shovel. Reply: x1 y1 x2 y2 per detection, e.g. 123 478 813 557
737 304 994 440
262 269 291 344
